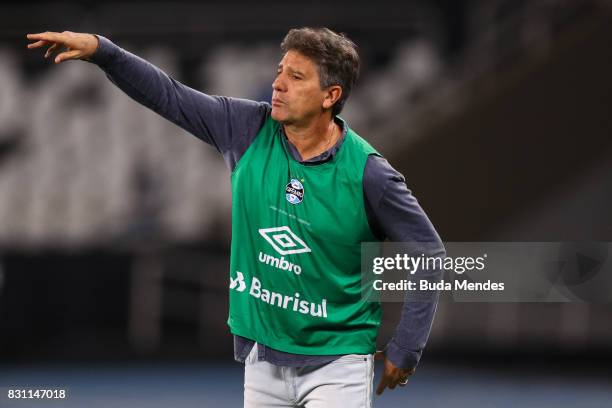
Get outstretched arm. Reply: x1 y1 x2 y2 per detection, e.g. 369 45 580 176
26 31 269 170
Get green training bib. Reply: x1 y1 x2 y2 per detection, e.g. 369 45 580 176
227 115 381 355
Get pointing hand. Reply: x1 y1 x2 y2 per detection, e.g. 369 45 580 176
26 31 99 64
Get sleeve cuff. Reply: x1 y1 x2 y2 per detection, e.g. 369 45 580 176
384 338 421 370
87 35 119 66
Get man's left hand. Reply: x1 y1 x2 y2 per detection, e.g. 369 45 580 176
374 351 416 395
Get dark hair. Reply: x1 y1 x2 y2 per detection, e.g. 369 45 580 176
281 27 360 116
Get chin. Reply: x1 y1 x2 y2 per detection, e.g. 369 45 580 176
271 108 288 123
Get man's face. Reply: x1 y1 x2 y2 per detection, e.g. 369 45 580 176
271 50 329 125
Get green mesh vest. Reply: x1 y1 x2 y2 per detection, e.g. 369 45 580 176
227 115 381 355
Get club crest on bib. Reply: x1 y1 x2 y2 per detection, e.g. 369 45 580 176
285 178 304 205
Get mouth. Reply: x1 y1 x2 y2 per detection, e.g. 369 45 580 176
272 98 285 107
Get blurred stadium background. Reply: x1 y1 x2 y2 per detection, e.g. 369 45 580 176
1 0 612 407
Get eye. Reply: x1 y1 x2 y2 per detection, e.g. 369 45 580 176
292 74 302 80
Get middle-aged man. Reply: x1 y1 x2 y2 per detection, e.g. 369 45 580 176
27 27 445 407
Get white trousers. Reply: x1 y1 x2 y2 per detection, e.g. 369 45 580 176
244 344 374 408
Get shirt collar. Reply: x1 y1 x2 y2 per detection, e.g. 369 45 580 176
282 117 348 164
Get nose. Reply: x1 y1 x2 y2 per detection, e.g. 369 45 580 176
272 74 286 93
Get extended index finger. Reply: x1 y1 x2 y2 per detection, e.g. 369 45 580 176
26 32 62 43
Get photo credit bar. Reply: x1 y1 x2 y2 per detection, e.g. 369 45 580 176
361 242 612 303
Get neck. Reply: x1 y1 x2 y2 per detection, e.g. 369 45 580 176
283 114 340 161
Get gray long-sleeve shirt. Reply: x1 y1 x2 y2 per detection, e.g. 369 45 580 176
89 36 444 370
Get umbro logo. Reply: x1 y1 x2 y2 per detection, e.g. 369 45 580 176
258 226 311 256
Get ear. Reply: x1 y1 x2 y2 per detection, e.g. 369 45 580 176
322 85 342 110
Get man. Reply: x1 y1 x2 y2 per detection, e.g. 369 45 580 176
27 27 444 407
